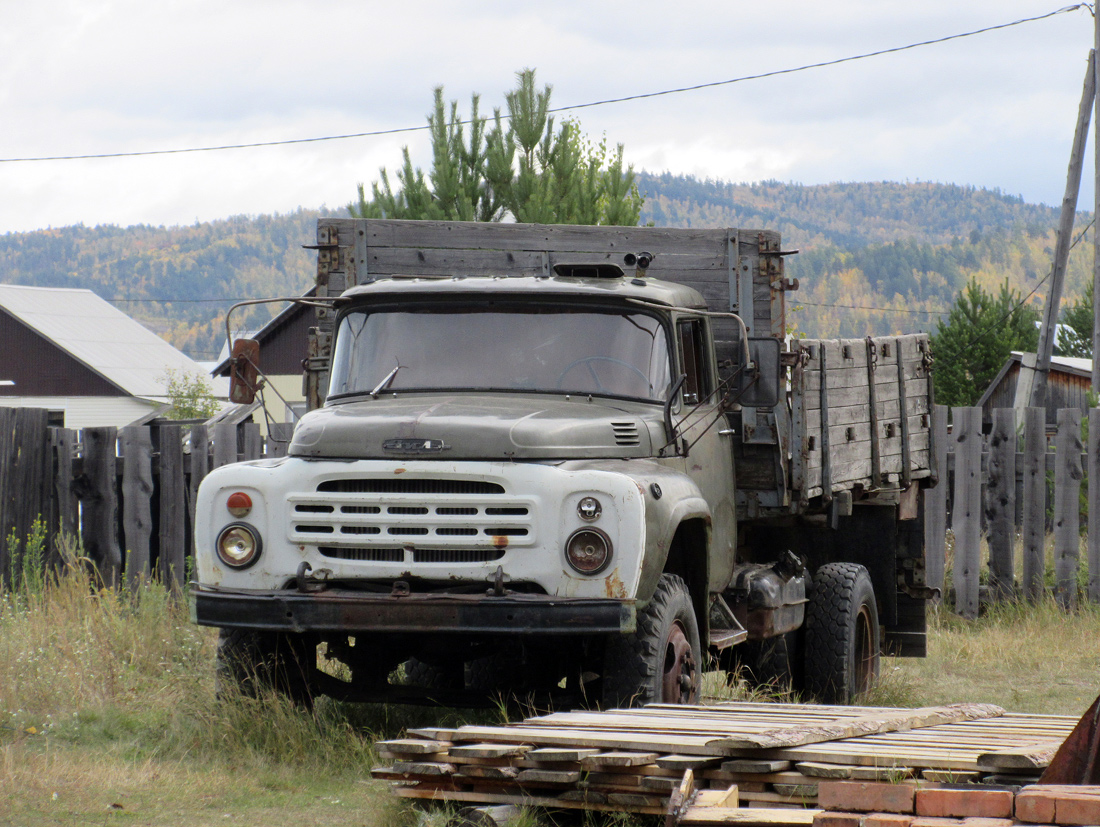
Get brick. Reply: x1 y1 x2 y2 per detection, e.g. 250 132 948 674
863 816 914 826
959 819 1015 826
818 781 916 814
1015 790 1056 824
1054 792 1100 826
812 814 863 827
914 788 1013 819
910 818 966 826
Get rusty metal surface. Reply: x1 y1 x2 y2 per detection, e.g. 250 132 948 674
190 587 634 636
1039 692 1100 784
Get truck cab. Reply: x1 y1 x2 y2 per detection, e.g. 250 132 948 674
193 267 763 706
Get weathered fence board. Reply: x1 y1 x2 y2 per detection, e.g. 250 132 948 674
1021 407 1047 601
82 427 122 588
924 405 948 597
951 407 982 619
158 424 187 589
1053 408 1083 610
121 426 154 589
986 408 1016 601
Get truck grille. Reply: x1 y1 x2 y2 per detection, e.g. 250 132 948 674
288 476 536 557
319 547 506 564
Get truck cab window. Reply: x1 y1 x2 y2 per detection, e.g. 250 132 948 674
328 304 673 403
678 319 710 406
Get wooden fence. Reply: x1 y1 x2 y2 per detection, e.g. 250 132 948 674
0 407 291 590
924 404 1100 618
3 404 1099 619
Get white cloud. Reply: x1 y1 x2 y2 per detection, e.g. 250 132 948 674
0 0 1095 231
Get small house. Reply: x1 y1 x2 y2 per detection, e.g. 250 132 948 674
0 284 227 428
977 351 1093 427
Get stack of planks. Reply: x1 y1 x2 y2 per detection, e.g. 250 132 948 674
371 702 1079 825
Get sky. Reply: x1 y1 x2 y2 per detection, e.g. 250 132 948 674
0 0 1097 234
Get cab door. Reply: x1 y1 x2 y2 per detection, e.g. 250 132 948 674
675 317 737 590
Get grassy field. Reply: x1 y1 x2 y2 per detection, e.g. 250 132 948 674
2 536 1100 826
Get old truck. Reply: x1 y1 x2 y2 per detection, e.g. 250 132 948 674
189 219 936 708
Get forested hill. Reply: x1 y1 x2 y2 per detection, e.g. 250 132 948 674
0 177 1091 359
0 210 323 361
638 173 1090 340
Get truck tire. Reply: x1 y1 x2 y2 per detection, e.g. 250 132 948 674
737 631 804 693
601 573 701 708
804 563 880 704
403 657 463 691
215 628 314 707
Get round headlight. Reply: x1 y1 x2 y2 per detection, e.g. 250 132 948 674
577 496 602 521
216 523 262 569
565 528 612 575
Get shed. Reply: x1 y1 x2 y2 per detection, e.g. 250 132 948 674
977 351 1093 426
0 284 227 428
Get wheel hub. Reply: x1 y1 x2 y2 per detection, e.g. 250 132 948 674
662 620 698 703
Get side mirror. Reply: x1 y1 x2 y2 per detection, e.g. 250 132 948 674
739 338 781 408
716 337 781 409
229 338 261 404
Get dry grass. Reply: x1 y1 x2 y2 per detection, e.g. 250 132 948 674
0 533 406 826
3 526 1100 825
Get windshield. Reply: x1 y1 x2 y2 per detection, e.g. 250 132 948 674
328 303 672 402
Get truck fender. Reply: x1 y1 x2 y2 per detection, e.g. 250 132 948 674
636 491 711 611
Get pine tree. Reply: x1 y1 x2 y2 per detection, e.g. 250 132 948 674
1058 279 1093 358
350 69 642 226
931 278 1040 407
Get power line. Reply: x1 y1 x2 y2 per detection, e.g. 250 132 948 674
0 4 1085 164
800 301 949 315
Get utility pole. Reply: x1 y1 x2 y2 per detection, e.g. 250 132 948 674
1094 9 1100 391
1031 49 1095 410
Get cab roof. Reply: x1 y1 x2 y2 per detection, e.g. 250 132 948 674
339 274 708 309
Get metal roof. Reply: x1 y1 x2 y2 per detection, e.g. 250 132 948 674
0 284 225 399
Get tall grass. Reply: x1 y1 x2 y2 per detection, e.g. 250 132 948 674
0 530 421 826
3 525 1099 823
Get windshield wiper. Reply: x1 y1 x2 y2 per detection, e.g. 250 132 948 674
370 364 403 398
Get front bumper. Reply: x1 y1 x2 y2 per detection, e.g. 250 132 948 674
190 586 636 635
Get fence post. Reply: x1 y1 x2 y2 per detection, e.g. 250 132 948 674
1054 408 1083 610
120 426 154 590
952 406 982 619
188 424 209 559
1021 407 1047 601
986 407 1017 601
0 408 17 580
241 423 262 460
1090 408 1100 603
50 427 78 567
924 404 948 597
157 424 187 590
81 427 121 588
213 423 237 469
268 423 294 458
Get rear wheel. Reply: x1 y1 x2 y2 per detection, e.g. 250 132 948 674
804 563 879 704
602 573 701 708
215 628 315 706
737 631 804 693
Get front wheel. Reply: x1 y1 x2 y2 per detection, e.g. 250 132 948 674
215 628 315 706
804 563 880 704
601 573 701 708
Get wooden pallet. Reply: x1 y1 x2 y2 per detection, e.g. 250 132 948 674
372 702 1078 825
